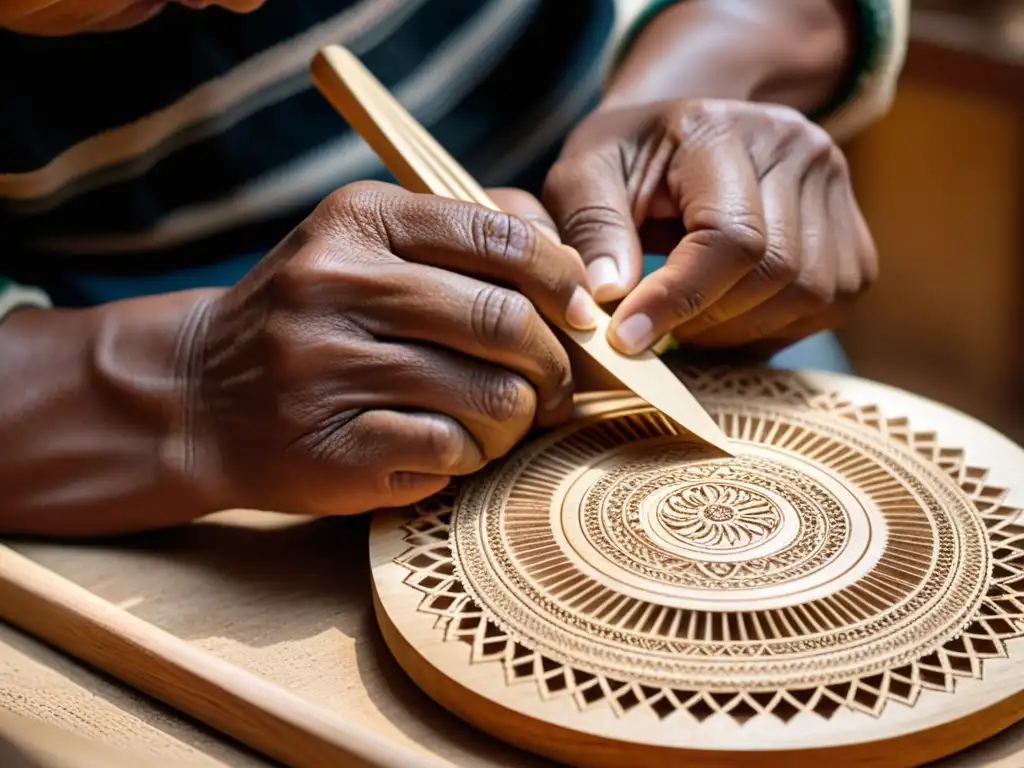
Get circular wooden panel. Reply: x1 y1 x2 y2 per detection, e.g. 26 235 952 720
369 368 1024 767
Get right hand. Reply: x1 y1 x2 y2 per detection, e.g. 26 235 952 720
184 181 598 517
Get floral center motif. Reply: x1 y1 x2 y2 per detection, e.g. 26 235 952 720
702 504 734 522
657 483 782 550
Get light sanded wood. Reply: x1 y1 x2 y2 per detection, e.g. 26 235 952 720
371 368 1024 767
0 620 265 766
0 544 447 768
0 709 222 768
2 477 1024 766
2 509 554 768
308 44 732 455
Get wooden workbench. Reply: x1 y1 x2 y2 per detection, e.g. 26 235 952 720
0 510 554 767
1 506 1024 767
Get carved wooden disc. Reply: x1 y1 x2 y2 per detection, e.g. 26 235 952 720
369 369 1024 767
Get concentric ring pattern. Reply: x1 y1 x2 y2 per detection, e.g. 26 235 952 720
392 370 1024 723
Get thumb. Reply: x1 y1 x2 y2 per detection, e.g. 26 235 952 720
542 153 643 304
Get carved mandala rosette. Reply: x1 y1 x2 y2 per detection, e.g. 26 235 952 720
371 368 1024 763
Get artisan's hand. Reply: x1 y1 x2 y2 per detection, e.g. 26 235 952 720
187 181 597 517
543 99 877 358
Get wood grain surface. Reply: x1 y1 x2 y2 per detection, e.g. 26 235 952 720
1 504 1023 765
0 544 440 768
2 381 1024 768
1 510 557 767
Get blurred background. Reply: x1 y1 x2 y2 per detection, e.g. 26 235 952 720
839 0 1023 442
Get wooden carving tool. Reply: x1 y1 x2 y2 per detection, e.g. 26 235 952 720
309 45 732 455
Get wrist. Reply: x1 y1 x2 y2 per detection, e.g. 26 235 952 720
89 289 230 524
601 0 853 116
0 290 225 537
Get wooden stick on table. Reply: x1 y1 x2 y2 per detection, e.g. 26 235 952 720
0 544 451 768
309 45 733 456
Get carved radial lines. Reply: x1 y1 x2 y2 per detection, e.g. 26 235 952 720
392 370 1024 725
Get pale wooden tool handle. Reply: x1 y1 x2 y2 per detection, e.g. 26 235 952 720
0 544 451 768
310 45 489 206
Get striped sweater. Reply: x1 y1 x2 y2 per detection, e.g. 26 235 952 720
0 0 908 315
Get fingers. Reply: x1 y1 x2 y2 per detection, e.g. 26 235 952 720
542 151 644 303
302 409 482 514
844 180 879 286
332 183 598 335
669 156 803 341
686 159 838 349
606 131 767 354
749 177 873 351
343 261 574 425
339 342 539 461
349 409 484 507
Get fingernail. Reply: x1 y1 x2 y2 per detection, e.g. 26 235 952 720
613 313 654 355
565 285 599 330
587 256 621 301
543 372 574 411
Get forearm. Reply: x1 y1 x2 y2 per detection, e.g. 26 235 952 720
603 0 855 114
0 290 221 537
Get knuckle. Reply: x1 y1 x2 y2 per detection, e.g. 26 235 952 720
267 263 312 308
828 144 850 175
672 99 722 137
315 181 390 243
766 103 807 127
758 246 801 285
543 158 576 194
322 180 386 212
472 208 536 267
689 215 768 265
471 286 535 351
721 220 769 264
802 123 837 165
422 417 471 474
663 284 710 322
770 116 808 156
317 182 364 221
472 371 533 426
559 203 630 243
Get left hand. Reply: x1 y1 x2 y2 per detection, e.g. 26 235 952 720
537 98 878 357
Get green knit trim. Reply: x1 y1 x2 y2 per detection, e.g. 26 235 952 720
809 0 893 123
